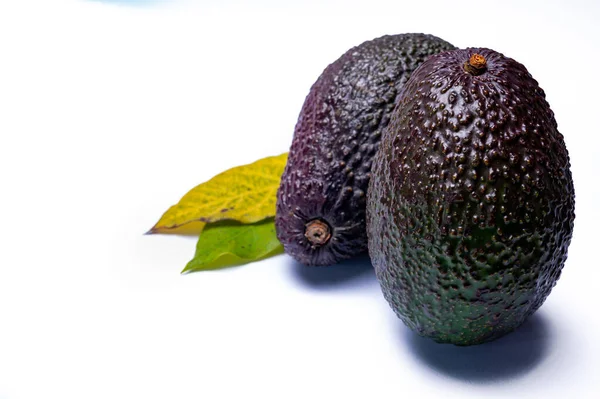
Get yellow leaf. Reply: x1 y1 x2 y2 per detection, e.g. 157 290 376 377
145 221 206 236
149 153 288 234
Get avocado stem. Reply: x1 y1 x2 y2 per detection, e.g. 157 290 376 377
464 53 487 76
305 219 332 246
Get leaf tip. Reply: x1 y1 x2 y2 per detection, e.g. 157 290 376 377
181 264 195 275
145 222 165 235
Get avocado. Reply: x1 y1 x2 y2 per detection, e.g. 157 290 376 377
366 48 575 345
276 33 456 266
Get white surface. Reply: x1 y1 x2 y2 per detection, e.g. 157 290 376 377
1 0 599 398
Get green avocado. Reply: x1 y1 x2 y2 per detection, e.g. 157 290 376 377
276 33 455 266
366 48 575 345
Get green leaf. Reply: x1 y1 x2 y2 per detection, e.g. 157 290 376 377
182 218 283 273
149 153 288 234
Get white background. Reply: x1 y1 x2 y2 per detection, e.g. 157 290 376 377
1 0 599 398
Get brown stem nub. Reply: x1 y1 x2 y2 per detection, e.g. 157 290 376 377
464 53 487 76
305 219 332 246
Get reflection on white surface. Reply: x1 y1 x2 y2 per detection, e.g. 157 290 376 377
89 0 165 5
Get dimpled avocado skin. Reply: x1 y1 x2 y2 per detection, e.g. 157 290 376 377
367 48 575 345
276 34 455 266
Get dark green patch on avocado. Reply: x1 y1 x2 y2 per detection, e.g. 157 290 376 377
366 48 575 345
276 33 456 266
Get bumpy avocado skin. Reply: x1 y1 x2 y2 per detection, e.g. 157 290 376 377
367 48 575 345
276 34 456 266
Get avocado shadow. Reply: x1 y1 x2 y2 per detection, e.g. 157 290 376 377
288 254 378 291
401 311 551 383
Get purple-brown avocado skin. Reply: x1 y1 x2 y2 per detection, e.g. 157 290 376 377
366 48 575 345
276 33 456 266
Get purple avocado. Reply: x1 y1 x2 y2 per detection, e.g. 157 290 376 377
276 33 456 266
367 48 575 345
